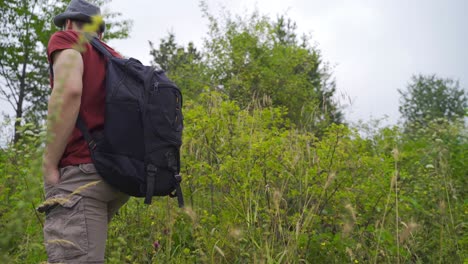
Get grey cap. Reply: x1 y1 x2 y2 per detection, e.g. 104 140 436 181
53 0 105 32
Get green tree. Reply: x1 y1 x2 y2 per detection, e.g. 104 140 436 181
150 4 343 133
399 74 467 129
149 33 207 99
201 7 343 132
0 0 131 143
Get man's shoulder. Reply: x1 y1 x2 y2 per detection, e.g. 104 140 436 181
47 30 88 61
48 30 81 48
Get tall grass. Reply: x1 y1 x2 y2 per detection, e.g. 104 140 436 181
0 93 466 263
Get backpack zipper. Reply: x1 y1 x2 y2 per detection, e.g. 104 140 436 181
152 82 183 105
154 82 178 89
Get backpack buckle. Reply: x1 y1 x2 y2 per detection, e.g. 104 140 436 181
174 174 182 183
88 140 97 150
146 164 158 176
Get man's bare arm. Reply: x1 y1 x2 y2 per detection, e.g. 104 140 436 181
43 49 83 185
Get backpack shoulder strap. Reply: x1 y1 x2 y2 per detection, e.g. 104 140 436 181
89 37 114 59
76 115 97 150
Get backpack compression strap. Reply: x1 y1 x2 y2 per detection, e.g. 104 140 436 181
76 116 97 151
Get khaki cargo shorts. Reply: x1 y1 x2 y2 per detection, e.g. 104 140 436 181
39 164 129 264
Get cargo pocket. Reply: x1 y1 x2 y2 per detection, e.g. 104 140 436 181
79 163 98 175
43 194 88 262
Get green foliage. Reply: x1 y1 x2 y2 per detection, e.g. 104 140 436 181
0 2 466 264
0 93 466 263
398 119 467 263
149 8 343 133
149 33 208 99
0 0 55 142
0 122 46 263
399 74 467 130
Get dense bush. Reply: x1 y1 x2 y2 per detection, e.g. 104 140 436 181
0 92 465 263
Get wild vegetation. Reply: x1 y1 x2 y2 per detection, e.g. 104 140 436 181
0 1 466 263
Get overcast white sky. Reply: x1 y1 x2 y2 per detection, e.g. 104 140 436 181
1 0 466 126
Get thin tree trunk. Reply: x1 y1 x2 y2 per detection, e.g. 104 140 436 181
14 52 28 144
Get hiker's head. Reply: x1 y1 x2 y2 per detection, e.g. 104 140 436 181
63 19 104 38
54 0 105 36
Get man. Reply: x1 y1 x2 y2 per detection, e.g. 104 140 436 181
41 0 128 263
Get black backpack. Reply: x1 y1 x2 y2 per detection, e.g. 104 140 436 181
75 37 184 207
